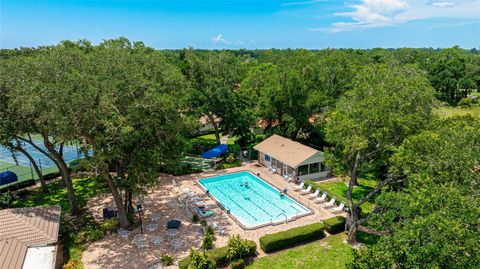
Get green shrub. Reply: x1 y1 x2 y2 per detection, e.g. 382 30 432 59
161 254 173 266
227 235 254 260
207 246 230 267
202 232 214 250
192 214 199 222
87 228 104 242
230 259 245 269
200 220 207 227
100 218 119 234
205 225 214 236
458 97 473 107
62 259 80 269
259 222 325 253
225 153 236 163
185 248 216 269
323 216 346 234
227 144 241 158
178 240 257 269
0 191 13 209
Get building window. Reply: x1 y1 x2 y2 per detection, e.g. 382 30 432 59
320 162 326 171
264 154 270 162
298 165 308 175
309 163 320 174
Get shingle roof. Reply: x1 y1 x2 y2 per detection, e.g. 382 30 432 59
0 238 28 269
253 134 320 168
0 205 61 269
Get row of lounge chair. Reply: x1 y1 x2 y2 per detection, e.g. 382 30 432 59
293 182 345 214
178 187 216 219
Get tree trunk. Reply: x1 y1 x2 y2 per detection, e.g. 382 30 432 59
346 152 361 244
348 152 360 186
16 146 48 192
18 135 79 214
206 113 221 144
82 137 90 160
104 172 130 228
56 159 79 215
347 207 359 244
40 136 79 215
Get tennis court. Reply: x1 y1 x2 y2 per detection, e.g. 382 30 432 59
0 140 87 189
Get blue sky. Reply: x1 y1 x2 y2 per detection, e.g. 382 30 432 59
1 0 479 49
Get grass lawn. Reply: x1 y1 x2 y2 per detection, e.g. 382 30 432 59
12 177 105 269
247 232 380 269
190 132 236 145
315 175 378 213
436 105 480 118
247 233 353 269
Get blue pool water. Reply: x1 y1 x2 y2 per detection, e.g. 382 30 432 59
198 171 310 228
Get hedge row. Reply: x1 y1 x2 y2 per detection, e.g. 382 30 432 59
259 222 326 253
178 240 256 269
323 216 346 234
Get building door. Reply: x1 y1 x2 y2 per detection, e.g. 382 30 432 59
265 154 271 167
283 164 287 176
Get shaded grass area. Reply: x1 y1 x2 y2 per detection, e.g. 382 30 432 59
12 177 105 269
315 176 378 213
247 233 353 269
436 105 480 118
190 132 236 145
218 159 243 169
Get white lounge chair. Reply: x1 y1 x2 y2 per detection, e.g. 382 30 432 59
308 189 320 199
300 185 312 195
314 192 327 203
294 181 305 191
322 197 336 208
331 202 345 214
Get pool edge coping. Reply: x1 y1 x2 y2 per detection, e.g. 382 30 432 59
195 169 315 230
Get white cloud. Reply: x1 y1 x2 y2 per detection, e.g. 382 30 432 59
430 1 456 7
325 0 480 32
211 34 248 47
211 34 231 44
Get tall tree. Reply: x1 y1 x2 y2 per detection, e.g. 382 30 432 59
181 50 246 144
350 116 480 268
0 43 93 215
82 38 190 228
325 64 436 244
429 46 477 105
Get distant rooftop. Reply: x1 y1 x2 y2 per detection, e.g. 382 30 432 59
0 206 61 269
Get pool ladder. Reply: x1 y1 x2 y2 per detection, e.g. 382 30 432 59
277 213 288 224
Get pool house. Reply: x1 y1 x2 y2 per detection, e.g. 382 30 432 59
254 134 330 181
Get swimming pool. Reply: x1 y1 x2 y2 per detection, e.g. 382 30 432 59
197 171 311 229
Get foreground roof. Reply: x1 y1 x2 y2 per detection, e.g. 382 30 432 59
0 205 61 269
253 134 320 168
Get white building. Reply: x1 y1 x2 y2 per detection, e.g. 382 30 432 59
254 134 330 181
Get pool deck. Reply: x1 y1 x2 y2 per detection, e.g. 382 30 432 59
82 162 345 269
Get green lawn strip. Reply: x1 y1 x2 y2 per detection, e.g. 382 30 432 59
309 176 378 213
247 233 354 269
12 177 103 269
436 105 480 118
190 133 236 145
